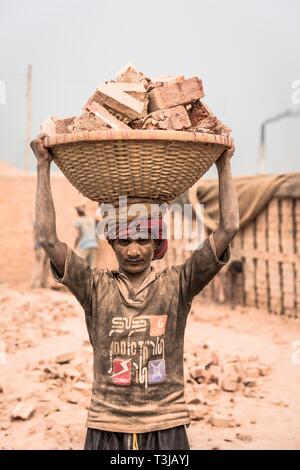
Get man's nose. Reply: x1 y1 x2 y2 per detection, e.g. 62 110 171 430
127 242 141 257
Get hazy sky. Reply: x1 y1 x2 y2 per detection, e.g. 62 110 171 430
0 0 299 177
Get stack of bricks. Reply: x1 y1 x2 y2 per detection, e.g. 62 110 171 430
155 190 300 319
267 199 282 315
255 210 269 311
242 224 257 308
296 200 300 313
281 199 297 317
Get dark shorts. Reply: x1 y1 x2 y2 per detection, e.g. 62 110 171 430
84 425 190 450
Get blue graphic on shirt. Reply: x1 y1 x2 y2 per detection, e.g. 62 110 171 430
148 359 166 384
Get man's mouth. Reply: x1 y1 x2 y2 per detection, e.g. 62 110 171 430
126 259 143 265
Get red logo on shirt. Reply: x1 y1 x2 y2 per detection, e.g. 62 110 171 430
149 315 168 336
112 358 132 386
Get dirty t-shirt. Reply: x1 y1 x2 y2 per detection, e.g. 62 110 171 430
50 233 230 433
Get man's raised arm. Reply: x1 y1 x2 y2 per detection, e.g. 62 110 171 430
213 145 240 258
31 134 67 277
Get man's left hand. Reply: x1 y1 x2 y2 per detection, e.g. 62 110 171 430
215 144 235 172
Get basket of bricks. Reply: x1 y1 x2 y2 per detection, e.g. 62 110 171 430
43 64 233 205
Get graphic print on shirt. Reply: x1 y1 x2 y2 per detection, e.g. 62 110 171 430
112 358 132 386
108 314 168 389
148 358 166 384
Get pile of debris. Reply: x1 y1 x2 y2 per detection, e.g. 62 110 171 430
42 63 231 137
6 345 93 424
33 346 93 400
184 343 271 427
0 288 77 352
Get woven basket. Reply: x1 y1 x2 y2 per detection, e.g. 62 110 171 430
45 129 233 205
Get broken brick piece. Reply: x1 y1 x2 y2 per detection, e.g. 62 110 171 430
85 102 130 130
189 405 209 421
149 76 204 112
55 117 76 134
88 82 147 120
11 402 35 420
188 101 213 127
55 352 75 365
116 63 150 88
148 75 185 92
209 413 234 428
68 111 109 132
73 381 91 392
189 365 206 381
41 116 75 136
132 105 191 131
221 373 239 392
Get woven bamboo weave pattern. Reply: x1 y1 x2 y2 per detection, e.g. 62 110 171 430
45 130 232 204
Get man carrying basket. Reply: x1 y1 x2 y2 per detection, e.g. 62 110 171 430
31 133 239 450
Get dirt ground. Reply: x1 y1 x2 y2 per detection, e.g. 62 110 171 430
0 282 300 450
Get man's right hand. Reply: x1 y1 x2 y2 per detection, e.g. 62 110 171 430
30 134 53 165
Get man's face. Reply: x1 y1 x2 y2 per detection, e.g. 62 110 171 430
113 237 156 274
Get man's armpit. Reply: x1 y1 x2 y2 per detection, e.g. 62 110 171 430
208 233 231 266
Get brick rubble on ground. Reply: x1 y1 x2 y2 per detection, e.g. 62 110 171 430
184 343 271 426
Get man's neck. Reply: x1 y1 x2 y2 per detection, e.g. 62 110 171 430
119 265 152 291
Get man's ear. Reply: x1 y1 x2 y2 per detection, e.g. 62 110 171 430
153 240 159 250
108 239 116 251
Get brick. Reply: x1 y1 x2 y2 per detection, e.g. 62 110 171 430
68 111 109 132
63 367 81 380
209 413 234 428
245 366 260 379
151 75 185 85
107 82 149 111
221 373 239 392
54 117 76 134
195 349 219 368
109 82 146 93
85 102 131 130
190 365 206 380
116 63 150 88
67 391 82 404
186 391 202 405
149 75 185 91
243 377 257 387
41 116 75 136
188 101 213 127
55 352 75 365
149 76 204 112
236 433 253 442
11 402 35 420
189 405 210 421
88 83 147 119
132 105 191 131
73 381 90 392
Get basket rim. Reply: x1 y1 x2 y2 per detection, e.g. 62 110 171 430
44 129 233 148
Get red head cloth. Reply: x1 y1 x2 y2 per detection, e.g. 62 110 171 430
104 217 168 260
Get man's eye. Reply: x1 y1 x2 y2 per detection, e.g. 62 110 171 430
138 238 150 245
118 239 130 246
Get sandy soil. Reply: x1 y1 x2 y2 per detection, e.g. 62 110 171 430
0 283 299 450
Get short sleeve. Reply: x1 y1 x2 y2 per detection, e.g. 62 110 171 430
180 233 230 302
50 246 94 308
